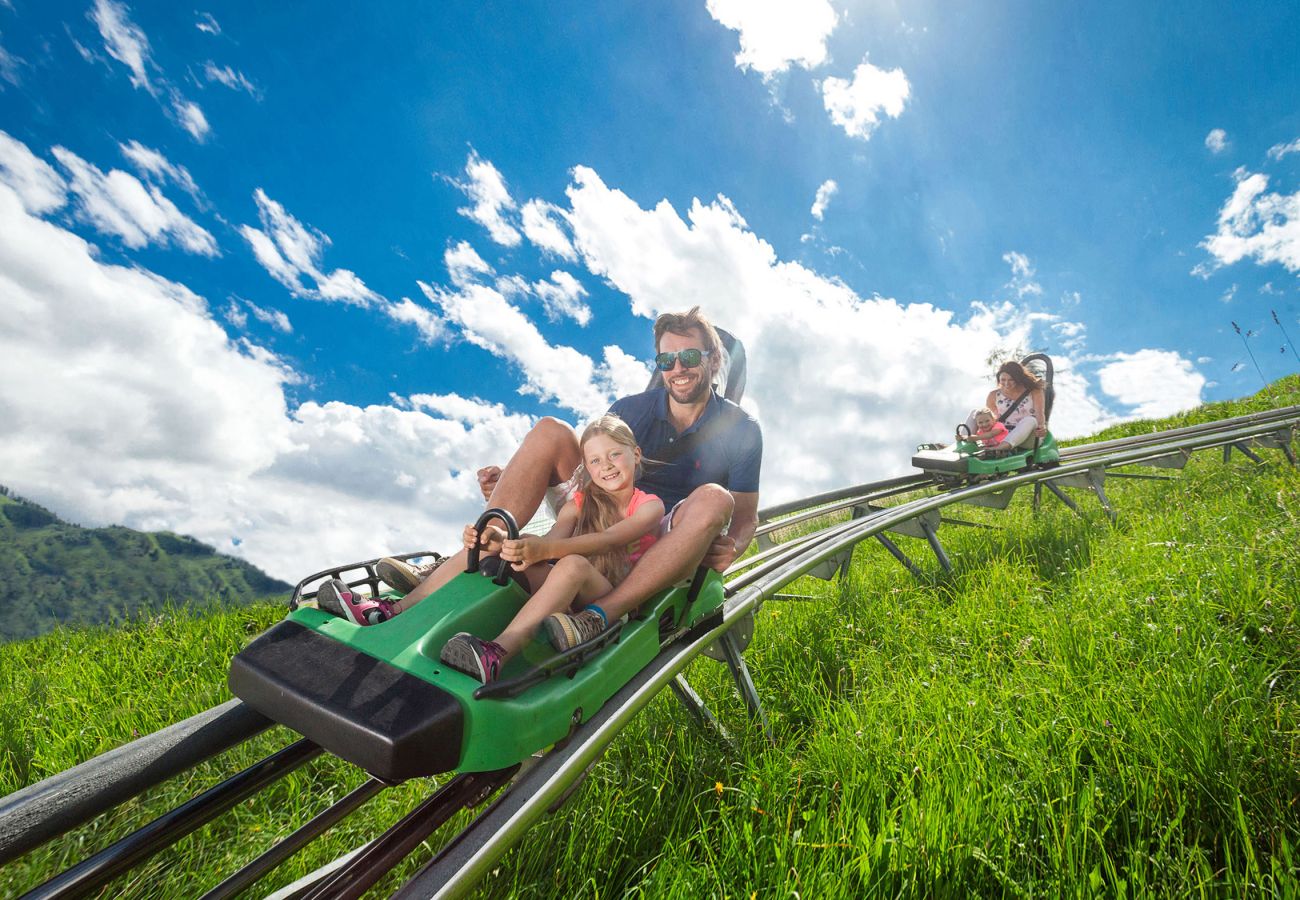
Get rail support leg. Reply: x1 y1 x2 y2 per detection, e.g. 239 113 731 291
875 533 925 581
919 520 952 573
717 632 773 744
1033 482 1043 513
1282 441 1298 466
669 675 731 743
1231 441 1265 464
1087 468 1116 524
1043 481 1083 517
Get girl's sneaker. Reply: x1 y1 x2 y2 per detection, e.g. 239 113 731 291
376 556 443 593
439 633 506 684
316 578 396 626
543 609 606 651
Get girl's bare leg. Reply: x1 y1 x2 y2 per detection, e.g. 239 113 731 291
391 419 580 613
494 556 611 655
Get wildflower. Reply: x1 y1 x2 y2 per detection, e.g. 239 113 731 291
715 781 724 796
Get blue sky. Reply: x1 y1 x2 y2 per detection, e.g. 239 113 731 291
1 1 1297 580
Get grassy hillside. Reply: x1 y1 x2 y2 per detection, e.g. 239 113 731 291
1 377 1297 898
0 488 290 642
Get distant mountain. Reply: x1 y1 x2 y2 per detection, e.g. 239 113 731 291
0 486 291 643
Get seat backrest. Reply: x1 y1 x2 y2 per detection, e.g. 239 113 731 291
645 327 747 403
1019 352 1054 422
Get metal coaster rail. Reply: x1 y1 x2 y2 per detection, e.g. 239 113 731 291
1 404 1296 899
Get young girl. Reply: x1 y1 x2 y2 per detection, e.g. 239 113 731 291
438 414 665 684
969 407 1009 447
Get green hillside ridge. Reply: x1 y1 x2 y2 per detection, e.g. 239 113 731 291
1 376 1297 898
0 488 290 643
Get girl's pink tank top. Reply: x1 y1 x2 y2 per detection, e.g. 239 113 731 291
572 487 661 564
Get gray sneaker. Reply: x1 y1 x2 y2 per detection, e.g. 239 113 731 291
376 556 443 593
543 609 607 651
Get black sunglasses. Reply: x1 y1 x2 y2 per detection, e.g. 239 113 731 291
655 349 710 371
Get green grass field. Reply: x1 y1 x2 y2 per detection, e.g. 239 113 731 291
2 378 1298 898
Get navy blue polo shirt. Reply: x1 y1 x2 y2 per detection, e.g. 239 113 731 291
608 388 762 510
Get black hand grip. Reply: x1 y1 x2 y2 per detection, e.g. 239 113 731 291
466 508 520 586
955 423 972 441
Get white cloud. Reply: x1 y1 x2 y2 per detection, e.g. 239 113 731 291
0 180 542 579
1002 250 1043 298
173 97 210 141
520 198 576 260
1219 283 1237 303
1205 128 1228 154
1095 350 1206 418
91 0 153 91
453 150 521 246
533 270 591 325
705 0 838 77
445 239 493 287
239 188 380 305
553 164 1205 499
90 0 211 141
0 130 68 214
0 41 24 87
1050 319 1087 353
119 139 203 203
204 61 259 98
1200 170 1300 274
228 297 292 333
820 57 910 141
386 296 447 344
1267 138 1300 161
810 179 838 220
419 280 621 416
51 144 218 255
195 12 221 35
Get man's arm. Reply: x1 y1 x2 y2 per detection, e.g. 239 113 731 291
702 489 758 571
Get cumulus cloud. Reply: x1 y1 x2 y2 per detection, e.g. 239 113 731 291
820 57 910 140
0 180 540 578
521 198 576 260
705 0 838 77
452 150 521 246
239 188 380 305
1094 350 1206 418
418 279 627 416
533 270 591 325
0 130 68 214
810 179 838 220
51 144 218 255
90 0 211 141
1200 170 1300 274
1205 128 1228 154
445 239 493 287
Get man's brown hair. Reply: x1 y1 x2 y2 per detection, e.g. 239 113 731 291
653 306 723 377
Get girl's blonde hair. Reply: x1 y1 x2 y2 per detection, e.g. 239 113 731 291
972 407 995 423
572 414 642 584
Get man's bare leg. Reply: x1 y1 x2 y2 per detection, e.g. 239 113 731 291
392 417 582 611
595 484 734 621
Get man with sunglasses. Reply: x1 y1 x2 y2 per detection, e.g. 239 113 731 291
386 306 761 650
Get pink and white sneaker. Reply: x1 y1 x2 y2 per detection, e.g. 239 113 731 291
316 578 396 626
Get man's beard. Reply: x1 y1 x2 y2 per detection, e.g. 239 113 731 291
668 372 712 404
